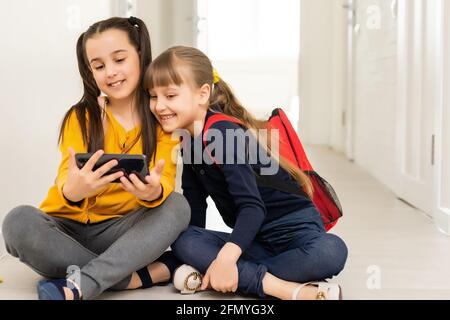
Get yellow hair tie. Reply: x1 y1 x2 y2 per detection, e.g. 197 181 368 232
212 68 220 84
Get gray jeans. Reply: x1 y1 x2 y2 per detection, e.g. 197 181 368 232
2 192 190 300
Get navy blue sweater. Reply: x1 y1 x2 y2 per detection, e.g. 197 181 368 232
181 110 315 252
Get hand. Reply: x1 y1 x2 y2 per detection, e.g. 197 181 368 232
63 147 124 202
201 258 239 293
120 159 165 202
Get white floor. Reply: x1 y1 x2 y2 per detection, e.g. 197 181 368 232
1 146 450 300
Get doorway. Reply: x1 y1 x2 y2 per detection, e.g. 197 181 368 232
396 0 441 216
194 0 301 122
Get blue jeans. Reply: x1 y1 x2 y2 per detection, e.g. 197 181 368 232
172 206 348 298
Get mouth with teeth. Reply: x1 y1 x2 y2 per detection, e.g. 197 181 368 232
108 80 125 88
159 114 176 123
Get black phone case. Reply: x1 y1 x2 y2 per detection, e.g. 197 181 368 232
75 153 148 183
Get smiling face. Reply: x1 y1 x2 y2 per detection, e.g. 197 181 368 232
85 29 140 101
149 68 211 135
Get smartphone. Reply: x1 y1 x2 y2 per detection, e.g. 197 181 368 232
75 153 148 183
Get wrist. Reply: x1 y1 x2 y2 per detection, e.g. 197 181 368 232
142 184 163 202
62 184 84 204
217 242 242 263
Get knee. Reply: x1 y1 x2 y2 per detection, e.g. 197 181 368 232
164 192 191 232
2 205 42 250
320 233 348 276
171 226 203 262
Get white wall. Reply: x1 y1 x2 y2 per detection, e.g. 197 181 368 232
0 0 114 257
136 0 171 57
300 0 398 191
211 59 298 120
299 0 398 183
299 0 399 190
353 0 398 190
330 0 348 153
303 0 450 234
170 0 196 49
136 0 195 58
299 0 333 145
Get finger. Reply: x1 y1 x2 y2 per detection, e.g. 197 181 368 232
144 173 160 188
94 159 118 178
220 283 229 293
201 272 210 291
145 175 163 190
222 283 233 293
147 159 165 183
67 147 76 171
120 176 136 193
150 159 165 177
129 174 147 192
120 181 129 192
232 283 238 292
83 150 104 172
144 175 152 185
99 170 124 185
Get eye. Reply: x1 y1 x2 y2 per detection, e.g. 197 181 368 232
116 58 125 63
94 65 104 71
150 95 157 100
167 94 177 99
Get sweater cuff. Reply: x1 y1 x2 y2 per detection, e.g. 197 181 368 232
228 230 254 253
227 211 265 252
137 179 173 208
58 183 88 212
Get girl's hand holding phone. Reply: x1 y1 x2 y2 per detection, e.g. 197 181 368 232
119 159 165 202
62 147 124 202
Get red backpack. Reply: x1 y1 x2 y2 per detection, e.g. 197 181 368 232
203 108 343 231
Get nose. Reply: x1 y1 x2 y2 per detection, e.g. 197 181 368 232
154 98 167 113
105 64 118 78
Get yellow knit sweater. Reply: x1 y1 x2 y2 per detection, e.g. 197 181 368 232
39 107 179 224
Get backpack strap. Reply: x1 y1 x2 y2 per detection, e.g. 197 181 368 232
253 171 310 199
203 113 244 166
204 113 244 131
202 112 310 199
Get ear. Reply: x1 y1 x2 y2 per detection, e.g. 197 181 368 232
198 83 211 105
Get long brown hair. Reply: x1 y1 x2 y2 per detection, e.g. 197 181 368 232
144 46 313 197
59 17 156 161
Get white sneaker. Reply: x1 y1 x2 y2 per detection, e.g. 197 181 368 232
292 281 342 300
173 264 203 294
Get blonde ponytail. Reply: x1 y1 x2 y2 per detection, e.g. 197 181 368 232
211 75 313 198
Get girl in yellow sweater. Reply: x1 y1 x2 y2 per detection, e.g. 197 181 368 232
2 17 190 300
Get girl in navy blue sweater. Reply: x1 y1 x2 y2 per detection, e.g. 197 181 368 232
144 46 348 300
